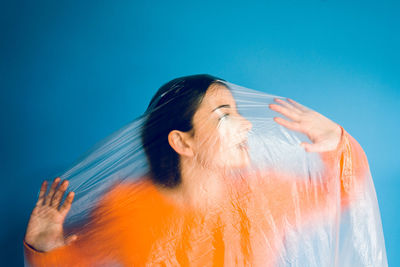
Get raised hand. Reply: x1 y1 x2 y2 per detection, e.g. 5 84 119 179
269 98 342 153
24 177 77 252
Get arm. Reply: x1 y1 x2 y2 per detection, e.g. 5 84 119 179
23 238 89 267
319 126 369 207
23 216 121 267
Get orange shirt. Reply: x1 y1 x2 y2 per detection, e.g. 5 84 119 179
23 128 368 267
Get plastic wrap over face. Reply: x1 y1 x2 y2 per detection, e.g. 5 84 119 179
26 78 387 267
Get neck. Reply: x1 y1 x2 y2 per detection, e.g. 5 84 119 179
157 157 226 211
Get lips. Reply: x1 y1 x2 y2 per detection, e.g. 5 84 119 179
237 140 249 150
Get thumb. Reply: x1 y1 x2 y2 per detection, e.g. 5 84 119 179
300 142 324 153
65 234 78 245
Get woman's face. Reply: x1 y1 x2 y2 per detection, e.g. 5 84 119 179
190 83 253 169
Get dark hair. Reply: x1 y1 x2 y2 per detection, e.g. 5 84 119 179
141 74 225 188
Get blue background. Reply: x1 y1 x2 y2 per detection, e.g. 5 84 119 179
1 0 399 266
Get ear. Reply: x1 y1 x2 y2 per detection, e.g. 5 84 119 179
168 130 195 157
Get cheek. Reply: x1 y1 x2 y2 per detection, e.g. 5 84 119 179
217 120 251 166
217 119 241 146
193 119 247 167
193 125 222 157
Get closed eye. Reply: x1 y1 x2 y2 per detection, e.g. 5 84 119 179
218 113 230 121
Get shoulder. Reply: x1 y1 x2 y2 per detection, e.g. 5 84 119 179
92 178 177 223
94 179 157 212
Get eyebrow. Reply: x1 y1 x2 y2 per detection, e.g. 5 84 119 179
212 104 231 112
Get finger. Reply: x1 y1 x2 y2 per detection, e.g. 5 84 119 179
273 117 301 132
301 142 325 153
274 98 301 114
269 103 300 122
59 191 75 216
286 98 310 112
36 180 48 206
50 180 69 208
44 177 61 205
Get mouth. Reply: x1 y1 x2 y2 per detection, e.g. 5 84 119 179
237 140 249 151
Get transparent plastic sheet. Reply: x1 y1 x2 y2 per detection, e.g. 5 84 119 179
24 75 387 266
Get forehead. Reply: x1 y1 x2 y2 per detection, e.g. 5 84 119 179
200 83 235 109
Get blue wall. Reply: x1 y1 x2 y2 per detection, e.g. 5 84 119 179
1 0 399 265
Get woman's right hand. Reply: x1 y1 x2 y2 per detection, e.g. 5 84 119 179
24 177 77 252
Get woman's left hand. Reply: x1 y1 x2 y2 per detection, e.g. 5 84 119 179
269 98 342 153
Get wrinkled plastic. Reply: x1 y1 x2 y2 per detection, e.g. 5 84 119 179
24 78 387 267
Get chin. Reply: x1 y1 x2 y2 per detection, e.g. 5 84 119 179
226 150 251 169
